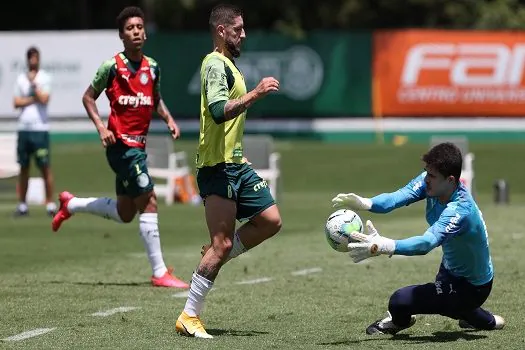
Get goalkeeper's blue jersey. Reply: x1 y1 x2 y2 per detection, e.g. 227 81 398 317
370 172 493 286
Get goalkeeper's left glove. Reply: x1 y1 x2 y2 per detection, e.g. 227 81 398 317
331 193 372 210
348 220 396 263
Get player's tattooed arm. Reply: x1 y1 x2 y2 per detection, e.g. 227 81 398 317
223 77 280 120
223 95 251 120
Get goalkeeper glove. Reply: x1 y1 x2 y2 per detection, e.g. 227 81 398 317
331 193 372 210
348 220 395 263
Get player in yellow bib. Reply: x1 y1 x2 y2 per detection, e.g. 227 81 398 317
176 4 282 339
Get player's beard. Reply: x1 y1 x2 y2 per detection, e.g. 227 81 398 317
225 38 241 58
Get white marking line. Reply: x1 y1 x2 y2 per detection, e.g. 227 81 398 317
91 306 140 317
291 267 322 276
2 328 56 342
172 291 189 298
235 277 273 285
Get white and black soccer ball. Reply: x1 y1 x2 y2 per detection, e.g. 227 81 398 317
324 209 364 252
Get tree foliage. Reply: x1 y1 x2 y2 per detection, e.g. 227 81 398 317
3 0 525 31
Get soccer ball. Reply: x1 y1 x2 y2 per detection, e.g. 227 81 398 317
324 209 364 252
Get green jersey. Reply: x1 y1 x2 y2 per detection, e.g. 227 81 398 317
196 52 247 168
91 52 161 95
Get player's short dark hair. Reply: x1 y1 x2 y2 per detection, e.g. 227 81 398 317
26 46 39 60
116 6 145 33
209 3 243 30
422 142 463 183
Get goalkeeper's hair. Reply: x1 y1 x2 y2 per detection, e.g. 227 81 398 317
117 6 145 33
209 3 243 31
423 142 463 183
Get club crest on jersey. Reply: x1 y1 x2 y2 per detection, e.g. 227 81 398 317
140 72 149 85
118 92 152 107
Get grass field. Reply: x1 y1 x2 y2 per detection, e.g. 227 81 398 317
0 139 524 349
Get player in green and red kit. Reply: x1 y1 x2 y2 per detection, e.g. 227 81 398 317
51 6 189 289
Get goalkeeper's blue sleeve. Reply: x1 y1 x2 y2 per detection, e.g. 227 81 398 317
370 172 427 213
394 204 465 256
394 231 440 256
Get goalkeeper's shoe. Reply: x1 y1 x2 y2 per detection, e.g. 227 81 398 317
459 314 505 330
51 191 74 232
176 311 213 339
151 268 189 288
366 311 416 335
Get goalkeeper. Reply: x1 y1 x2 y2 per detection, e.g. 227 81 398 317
332 142 504 335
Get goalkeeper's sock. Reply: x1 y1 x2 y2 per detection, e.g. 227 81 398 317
67 197 123 223
139 213 168 278
184 272 213 316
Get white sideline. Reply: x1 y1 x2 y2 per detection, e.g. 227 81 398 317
235 277 273 285
291 267 322 276
90 307 140 317
2 328 56 342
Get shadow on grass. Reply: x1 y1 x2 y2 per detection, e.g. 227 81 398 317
206 329 270 337
318 331 487 346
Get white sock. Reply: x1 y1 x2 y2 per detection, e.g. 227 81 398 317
46 202 57 212
228 231 247 259
17 202 28 212
139 213 168 278
184 272 213 317
67 197 123 223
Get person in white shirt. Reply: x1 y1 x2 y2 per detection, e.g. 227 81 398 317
13 46 56 216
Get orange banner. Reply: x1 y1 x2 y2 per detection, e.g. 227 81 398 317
373 30 525 117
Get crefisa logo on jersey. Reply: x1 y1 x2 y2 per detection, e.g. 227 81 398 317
139 72 149 85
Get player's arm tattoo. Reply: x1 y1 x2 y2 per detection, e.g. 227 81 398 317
223 96 249 120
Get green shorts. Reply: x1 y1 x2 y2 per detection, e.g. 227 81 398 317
17 131 50 168
197 162 275 221
105 141 154 198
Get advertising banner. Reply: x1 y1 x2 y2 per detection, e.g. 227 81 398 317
146 32 372 118
373 30 525 117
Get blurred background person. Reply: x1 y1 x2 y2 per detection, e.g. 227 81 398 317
13 46 56 217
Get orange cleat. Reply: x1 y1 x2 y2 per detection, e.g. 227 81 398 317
51 191 75 232
151 268 189 288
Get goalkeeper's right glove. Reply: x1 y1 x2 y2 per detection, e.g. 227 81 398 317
348 220 395 263
331 193 372 210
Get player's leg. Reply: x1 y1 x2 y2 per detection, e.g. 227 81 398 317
51 178 127 232
201 165 282 261
459 308 505 330
52 142 133 231
132 184 188 288
367 265 494 335
14 131 31 216
230 165 282 258
177 194 236 339
226 204 282 260
34 131 56 215
456 280 505 330
367 265 461 335
366 283 432 335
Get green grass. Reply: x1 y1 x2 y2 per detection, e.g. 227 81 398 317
0 140 524 349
